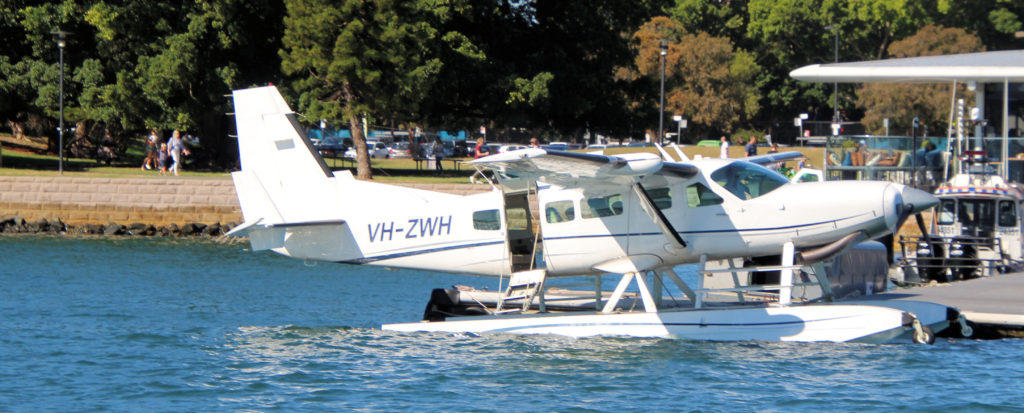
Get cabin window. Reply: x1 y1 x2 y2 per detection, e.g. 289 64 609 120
473 209 500 230
545 200 575 223
710 162 788 200
646 187 672 210
582 194 624 218
937 199 956 225
999 200 1016 227
685 183 723 207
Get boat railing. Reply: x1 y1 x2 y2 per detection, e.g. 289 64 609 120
897 234 1015 281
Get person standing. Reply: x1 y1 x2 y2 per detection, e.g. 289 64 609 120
529 137 541 148
142 130 158 170
719 136 729 159
168 130 184 176
745 136 757 157
158 143 169 176
431 137 444 172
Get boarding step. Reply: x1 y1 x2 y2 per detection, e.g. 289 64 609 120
497 269 547 312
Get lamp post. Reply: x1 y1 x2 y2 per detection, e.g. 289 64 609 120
825 25 839 125
52 31 70 174
658 39 667 145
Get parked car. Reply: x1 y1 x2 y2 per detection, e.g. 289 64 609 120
314 137 347 157
344 140 391 159
496 144 527 153
389 141 413 158
453 140 471 157
544 141 569 150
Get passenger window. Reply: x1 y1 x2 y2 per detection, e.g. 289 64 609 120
473 209 500 230
938 199 956 225
545 200 575 224
647 187 671 210
583 194 624 219
685 183 723 207
999 200 1016 227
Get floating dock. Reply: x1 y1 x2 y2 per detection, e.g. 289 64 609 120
867 273 1024 338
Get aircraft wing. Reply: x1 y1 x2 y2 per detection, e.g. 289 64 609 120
742 151 804 166
468 148 698 187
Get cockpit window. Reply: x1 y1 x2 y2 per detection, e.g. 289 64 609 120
710 162 789 200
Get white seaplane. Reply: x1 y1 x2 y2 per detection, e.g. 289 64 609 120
227 85 955 344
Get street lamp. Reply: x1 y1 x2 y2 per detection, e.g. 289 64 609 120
825 25 839 125
658 39 667 145
52 30 70 174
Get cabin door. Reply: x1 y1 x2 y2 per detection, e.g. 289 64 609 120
501 179 541 272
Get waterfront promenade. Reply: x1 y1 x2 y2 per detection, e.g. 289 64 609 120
0 175 489 228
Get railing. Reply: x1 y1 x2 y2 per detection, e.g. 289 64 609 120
897 234 1015 281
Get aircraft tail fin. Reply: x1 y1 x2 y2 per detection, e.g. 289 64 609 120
228 86 349 249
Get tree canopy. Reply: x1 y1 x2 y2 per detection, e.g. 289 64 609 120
1 0 1022 172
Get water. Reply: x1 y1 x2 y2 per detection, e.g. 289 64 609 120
3 236 1023 411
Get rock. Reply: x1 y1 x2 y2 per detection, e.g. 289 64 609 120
49 217 66 232
201 223 221 236
181 223 207 236
103 222 125 236
167 223 180 236
128 222 150 236
33 218 49 233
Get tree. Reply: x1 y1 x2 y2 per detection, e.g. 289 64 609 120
856 25 984 136
281 0 444 180
746 0 934 129
629 16 761 140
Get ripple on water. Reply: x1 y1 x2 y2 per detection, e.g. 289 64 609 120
3 236 1024 411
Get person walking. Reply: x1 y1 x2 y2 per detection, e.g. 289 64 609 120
745 136 758 157
168 130 184 176
719 136 729 159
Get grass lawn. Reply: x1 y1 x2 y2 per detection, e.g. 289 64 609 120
1 132 824 182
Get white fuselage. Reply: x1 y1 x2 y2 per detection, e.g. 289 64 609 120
261 158 913 278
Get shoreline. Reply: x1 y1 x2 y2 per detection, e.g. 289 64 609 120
0 175 489 238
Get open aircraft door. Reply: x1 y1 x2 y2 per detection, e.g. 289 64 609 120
498 178 542 273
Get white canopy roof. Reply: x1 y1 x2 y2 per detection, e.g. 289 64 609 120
790 50 1024 83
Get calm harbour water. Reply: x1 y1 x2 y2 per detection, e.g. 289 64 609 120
2 236 1023 412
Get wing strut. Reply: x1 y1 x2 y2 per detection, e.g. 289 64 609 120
633 183 686 248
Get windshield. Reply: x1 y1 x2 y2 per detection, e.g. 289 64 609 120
710 162 789 200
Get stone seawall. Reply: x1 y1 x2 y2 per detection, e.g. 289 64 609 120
0 176 491 229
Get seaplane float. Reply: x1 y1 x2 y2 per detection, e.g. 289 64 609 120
227 86 958 344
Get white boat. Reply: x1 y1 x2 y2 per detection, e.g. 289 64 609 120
898 165 1024 282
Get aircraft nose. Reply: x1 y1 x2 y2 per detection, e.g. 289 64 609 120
884 184 938 233
901 186 939 216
